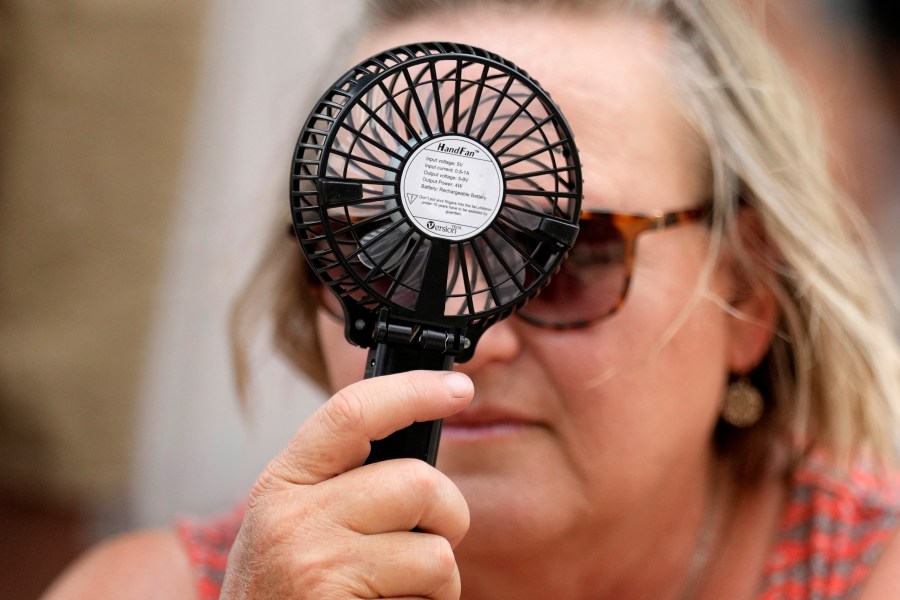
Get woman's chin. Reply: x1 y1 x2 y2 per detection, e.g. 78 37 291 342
439 449 582 554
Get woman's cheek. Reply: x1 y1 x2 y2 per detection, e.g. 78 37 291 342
317 311 368 392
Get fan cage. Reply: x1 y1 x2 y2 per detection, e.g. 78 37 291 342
291 42 581 332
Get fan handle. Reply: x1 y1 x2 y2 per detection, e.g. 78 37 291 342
361 306 467 466
363 343 454 466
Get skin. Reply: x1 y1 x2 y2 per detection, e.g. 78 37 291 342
43 7 900 600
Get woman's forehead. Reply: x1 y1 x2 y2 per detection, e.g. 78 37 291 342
355 7 707 213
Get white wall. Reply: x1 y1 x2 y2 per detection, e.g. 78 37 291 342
131 1 363 527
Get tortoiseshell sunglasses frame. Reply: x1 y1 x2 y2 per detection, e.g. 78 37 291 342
517 203 712 329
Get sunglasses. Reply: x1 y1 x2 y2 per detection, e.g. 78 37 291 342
517 203 711 328
303 203 711 329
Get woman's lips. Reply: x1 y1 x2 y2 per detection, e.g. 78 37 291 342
440 409 541 442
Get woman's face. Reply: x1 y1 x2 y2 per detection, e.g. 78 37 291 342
317 8 770 565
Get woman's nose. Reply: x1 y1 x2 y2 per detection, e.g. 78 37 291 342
456 316 522 374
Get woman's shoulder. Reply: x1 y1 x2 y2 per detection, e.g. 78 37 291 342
836 458 900 600
761 454 900 600
861 528 900 600
41 528 195 600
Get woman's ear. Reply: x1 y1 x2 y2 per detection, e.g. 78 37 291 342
724 206 780 374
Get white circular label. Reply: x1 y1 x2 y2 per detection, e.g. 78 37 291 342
400 135 503 241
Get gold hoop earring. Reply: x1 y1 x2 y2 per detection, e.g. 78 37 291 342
721 377 764 428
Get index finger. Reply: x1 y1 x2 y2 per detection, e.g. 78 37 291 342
265 370 473 487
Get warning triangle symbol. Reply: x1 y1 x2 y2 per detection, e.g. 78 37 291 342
407 194 419 205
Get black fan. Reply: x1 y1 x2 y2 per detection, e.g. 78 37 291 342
290 42 582 465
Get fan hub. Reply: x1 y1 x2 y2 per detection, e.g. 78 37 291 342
400 134 503 241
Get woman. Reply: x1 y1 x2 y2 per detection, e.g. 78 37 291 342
45 0 900 598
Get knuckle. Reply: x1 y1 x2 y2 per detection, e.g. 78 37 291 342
449 492 471 544
400 459 443 499
324 387 367 434
426 535 457 579
398 372 432 404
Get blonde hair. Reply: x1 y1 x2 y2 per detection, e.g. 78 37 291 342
233 0 900 473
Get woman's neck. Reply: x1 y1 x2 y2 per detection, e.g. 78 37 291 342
454 458 785 600
691 469 785 599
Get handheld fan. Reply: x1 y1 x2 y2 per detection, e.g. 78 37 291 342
290 42 582 465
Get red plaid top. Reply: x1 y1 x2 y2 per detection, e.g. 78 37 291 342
178 458 899 599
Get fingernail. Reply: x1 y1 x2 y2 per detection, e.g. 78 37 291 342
443 372 473 399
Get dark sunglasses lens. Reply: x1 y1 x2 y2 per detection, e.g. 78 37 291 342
519 216 628 326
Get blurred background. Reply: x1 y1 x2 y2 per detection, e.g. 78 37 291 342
0 1 897 598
